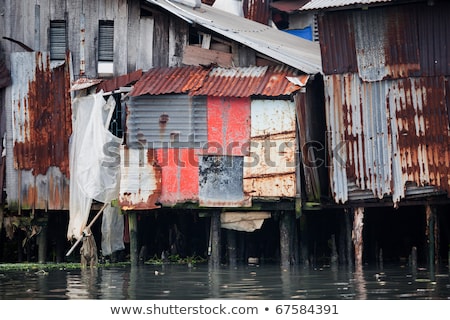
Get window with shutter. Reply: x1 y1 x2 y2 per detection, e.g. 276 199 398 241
50 20 67 61
98 20 114 76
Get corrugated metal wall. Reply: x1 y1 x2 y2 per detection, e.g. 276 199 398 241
320 2 450 205
325 73 450 204
8 51 71 210
126 95 207 148
244 99 297 198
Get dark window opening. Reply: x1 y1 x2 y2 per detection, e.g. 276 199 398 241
50 20 67 61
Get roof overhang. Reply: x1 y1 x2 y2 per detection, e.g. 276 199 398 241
145 0 322 74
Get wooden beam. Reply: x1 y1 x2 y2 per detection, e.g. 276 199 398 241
182 45 233 67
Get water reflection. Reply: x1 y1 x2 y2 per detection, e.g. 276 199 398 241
0 264 448 299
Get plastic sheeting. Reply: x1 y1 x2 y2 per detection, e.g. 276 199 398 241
101 204 125 256
67 91 122 245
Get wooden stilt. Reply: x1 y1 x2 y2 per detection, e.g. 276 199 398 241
209 211 221 268
330 234 338 268
37 224 47 264
378 248 383 271
280 211 291 269
426 205 436 276
299 213 309 267
411 246 417 271
353 207 364 270
128 211 138 266
227 229 237 268
345 209 353 270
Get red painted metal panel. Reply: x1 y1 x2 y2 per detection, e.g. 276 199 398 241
205 96 251 156
156 148 200 205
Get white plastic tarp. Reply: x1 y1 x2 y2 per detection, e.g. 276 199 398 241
67 91 122 250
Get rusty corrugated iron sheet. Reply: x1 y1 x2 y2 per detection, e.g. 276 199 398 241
12 52 72 177
129 66 210 97
243 0 270 24
244 99 297 198
325 73 450 204
300 0 393 11
97 69 143 93
319 2 450 78
130 65 309 98
70 77 103 92
9 52 72 210
194 65 308 97
119 146 161 210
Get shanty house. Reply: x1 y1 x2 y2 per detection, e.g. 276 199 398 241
301 0 450 269
0 0 326 266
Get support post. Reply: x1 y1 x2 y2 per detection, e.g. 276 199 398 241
37 225 47 264
426 205 436 276
227 229 237 268
280 211 294 269
128 211 138 266
353 207 364 270
345 209 353 270
209 212 221 269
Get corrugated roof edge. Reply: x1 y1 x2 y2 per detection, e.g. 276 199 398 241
299 0 393 11
145 0 322 75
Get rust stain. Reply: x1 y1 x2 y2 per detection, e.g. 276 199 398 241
13 53 72 177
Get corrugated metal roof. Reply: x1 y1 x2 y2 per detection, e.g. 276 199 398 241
300 0 393 10
129 66 209 96
145 0 322 74
130 65 308 97
195 65 309 97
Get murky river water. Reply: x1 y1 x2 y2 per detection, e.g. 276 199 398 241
0 263 449 300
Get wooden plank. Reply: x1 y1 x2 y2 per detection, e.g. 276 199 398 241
137 16 154 71
114 0 128 75
182 45 233 67
153 13 169 67
127 0 140 72
83 1 98 77
169 17 188 67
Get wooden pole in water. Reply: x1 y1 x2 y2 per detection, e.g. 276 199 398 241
227 229 237 268
426 205 436 276
280 211 291 270
37 224 47 264
128 211 139 266
353 207 364 270
209 211 221 268
345 209 353 270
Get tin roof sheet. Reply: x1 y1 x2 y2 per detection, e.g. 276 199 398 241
130 65 309 97
300 0 393 10
145 0 322 74
129 65 209 96
195 65 309 97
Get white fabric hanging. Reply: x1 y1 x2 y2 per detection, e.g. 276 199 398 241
67 91 122 241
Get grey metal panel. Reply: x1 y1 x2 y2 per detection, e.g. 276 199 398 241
199 155 250 207
126 94 207 148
